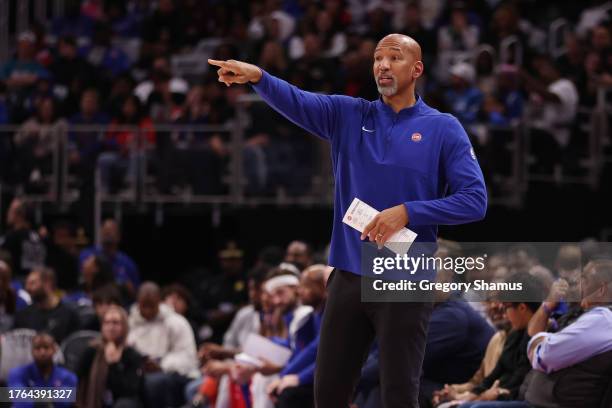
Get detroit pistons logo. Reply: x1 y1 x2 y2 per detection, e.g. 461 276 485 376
411 132 422 142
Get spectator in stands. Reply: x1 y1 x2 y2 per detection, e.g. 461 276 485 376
363 2 393 43
79 22 131 79
284 240 314 271
127 282 198 408
436 2 480 82
483 65 524 126
446 273 543 407
162 283 202 341
258 41 289 78
159 85 227 195
267 264 330 408
527 244 585 338
528 259 612 372
484 4 530 64
14 97 67 191
186 265 268 405
226 266 315 408
68 89 110 192
48 35 98 108
520 259 612 407
197 242 248 343
67 253 116 306
134 56 187 109
140 0 184 67
287 33 340 93
43 221 80 291
7 332 77 408
432 300 510 407
445 62 483 126
0 197 46 279
522 54 579 172
104 0 142 38
105 72 136 118
14 267 80 343
80 219 140 299
138 59 187 124
87 284 124 331
100 95 155 193
341 39 379 99
0 260 27 332
77 305 143 408
51 0 95 39
0 32 49 94
397 1 437 69
419 267 495 403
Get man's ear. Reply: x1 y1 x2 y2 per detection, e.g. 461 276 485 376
413 61 424 79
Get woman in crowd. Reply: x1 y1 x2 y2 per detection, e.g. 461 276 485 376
77 305 143 408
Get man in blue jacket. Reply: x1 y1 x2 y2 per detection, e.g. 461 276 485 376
209 33 487 408
7 332 78 408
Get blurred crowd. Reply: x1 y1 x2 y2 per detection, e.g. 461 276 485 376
0 0 611 197
0 195 611 407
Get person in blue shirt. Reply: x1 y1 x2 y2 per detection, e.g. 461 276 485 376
445 62 484 126
7 332 78 408
80 219 140 299
267 265 328 408
209 32 486 408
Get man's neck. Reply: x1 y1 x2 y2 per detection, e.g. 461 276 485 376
382 91 417 113
36 363 53 380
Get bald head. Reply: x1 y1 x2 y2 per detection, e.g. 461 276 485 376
138 281 161 320
138 281 161 301
302 264 328 285
373 34 424 101
376 34 422 61
298 264 328 308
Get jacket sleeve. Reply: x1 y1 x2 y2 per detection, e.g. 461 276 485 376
251 70 356 142
160 315 198 377
280 337 319 384
405 115 487 226
422 307 469 371
107 347 143 399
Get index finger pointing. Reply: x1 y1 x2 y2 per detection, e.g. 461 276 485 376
208 59 228 68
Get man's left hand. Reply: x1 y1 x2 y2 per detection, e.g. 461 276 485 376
361 204 409 249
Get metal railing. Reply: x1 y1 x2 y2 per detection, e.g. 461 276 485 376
0 93 610 237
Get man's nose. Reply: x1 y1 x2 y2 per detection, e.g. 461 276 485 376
378 59 390 70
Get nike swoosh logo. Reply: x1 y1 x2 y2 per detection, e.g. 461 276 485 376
361 126 375 132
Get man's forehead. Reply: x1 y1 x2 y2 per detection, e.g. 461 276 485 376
374 41 404 53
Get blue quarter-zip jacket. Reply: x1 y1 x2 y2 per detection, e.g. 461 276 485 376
252 71 487 276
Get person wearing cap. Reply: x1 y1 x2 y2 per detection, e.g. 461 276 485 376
209 33 486 408
0 31 49 91
197 242 248 343
445 61 484 126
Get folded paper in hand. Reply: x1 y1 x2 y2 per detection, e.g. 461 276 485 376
234 333 292 367
342 197 418 255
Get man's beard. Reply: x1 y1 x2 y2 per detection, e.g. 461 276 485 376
376 75 398 96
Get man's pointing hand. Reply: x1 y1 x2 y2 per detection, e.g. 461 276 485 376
208 59 263 86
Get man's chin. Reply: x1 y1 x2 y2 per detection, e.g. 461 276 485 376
377 86 397 97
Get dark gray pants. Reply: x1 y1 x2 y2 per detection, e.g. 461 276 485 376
314 269 433 408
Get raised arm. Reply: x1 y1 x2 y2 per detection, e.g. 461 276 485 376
208 59 351 141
